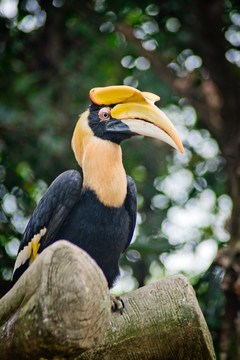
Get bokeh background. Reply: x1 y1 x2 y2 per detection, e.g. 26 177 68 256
1 1 240 358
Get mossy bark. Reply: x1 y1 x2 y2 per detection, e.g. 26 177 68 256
0 241 216 360
79 275 216 360
0 241 111 359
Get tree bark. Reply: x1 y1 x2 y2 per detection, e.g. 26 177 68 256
0 240 111 360
0 241 215 360
79 275 216 360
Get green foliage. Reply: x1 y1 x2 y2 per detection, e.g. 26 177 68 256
1 0 239 354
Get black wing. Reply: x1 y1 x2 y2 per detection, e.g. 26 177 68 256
12 170 82 284
123 175 137 252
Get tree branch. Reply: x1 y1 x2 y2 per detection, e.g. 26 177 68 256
0 241 111 360
80 274 216 360
0 241 216 360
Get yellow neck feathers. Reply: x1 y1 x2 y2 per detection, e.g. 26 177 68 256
72 110 92 168
72 111 127 208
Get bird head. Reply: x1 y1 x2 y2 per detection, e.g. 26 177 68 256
72 85 184 167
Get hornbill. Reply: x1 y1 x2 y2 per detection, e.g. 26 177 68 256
12 85 183 310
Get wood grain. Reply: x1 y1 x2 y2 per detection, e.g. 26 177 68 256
0 241 216 360
80 275 216 360
0 240 111 359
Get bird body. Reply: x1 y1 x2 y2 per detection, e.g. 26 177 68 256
12 85 183 290
56 177 135 288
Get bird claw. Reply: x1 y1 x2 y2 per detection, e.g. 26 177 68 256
110 295 125 314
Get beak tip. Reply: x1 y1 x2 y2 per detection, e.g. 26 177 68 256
179 145 184 154
177 141 184 154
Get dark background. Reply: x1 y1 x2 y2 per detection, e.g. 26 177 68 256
1 1 240 358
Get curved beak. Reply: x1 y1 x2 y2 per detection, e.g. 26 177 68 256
111 102 184 154
90 85 184 154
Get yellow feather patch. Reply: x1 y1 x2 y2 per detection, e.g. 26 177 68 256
28 228 46 264
13 227 47 273
72 109 127 207
82 137 127 207
72 110 93 168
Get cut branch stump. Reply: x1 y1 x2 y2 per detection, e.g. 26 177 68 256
0 240 111 359
80 275 216 360
0 240 216 360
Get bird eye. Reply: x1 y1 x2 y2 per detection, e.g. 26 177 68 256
99 107 111 121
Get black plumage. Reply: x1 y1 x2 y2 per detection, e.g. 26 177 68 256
12 169 136 288
12 85 183 292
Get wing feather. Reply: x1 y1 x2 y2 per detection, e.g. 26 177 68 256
12 170 82 284
123 175 137 252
